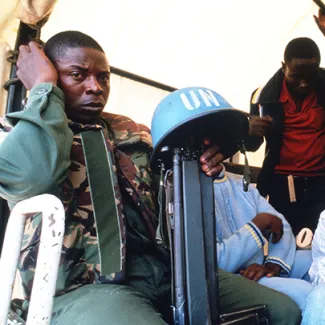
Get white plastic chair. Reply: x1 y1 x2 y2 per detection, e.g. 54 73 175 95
0 194 65 325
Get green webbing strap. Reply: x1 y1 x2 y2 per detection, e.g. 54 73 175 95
81 130 121 275
156 163 165 245
239 140 251 192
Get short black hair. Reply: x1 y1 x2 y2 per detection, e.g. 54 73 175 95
43 30 104 63
284 37 321 63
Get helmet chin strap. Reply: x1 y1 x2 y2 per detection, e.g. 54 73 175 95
239 140 251 192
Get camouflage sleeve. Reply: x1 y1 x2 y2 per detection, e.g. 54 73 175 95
138 124 160 195
137 124 160 193
0 83 73 205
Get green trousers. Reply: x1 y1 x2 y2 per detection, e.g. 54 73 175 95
51 267 301 325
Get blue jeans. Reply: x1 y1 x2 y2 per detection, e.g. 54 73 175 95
256 250 313 312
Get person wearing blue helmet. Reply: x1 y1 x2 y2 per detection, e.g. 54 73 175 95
0 31 302 325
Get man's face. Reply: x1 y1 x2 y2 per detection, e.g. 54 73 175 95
55 47 110 124
282 58 320 97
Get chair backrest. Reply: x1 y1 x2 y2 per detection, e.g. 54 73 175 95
0 194 65 325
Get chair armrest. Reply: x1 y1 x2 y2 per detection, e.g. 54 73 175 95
0 194 65 325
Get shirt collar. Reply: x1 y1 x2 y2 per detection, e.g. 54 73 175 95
279 79 290 104
279 79 318 107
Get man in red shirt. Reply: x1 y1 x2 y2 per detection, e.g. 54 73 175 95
245 13 325 235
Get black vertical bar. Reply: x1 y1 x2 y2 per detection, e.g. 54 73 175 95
183 159 210 325
172 148 187 325
200 172 219 323
0 199 9 255
6 22 37 114
0 22 37 253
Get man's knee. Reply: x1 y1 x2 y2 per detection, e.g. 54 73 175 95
51 284 167 325
218 269 302 325
267 292 302 325
257 276 312 312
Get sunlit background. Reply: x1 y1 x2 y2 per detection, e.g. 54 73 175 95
0 0 324 165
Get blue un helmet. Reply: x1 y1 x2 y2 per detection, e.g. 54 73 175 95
150 86 249 172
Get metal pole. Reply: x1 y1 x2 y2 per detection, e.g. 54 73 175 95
183 158 210 325
172 148 186 325
0 194 65 325
200 172 219 323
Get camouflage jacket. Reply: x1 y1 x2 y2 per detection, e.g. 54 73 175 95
0 83 158 299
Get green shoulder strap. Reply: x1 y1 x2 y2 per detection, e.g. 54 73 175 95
81 130 122 276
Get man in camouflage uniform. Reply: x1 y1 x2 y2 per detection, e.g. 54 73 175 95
0 31 302 325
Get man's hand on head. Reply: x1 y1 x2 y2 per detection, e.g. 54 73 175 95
199 139 224 177
16 42 58 90
314 9 325 37
239 263 281 282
